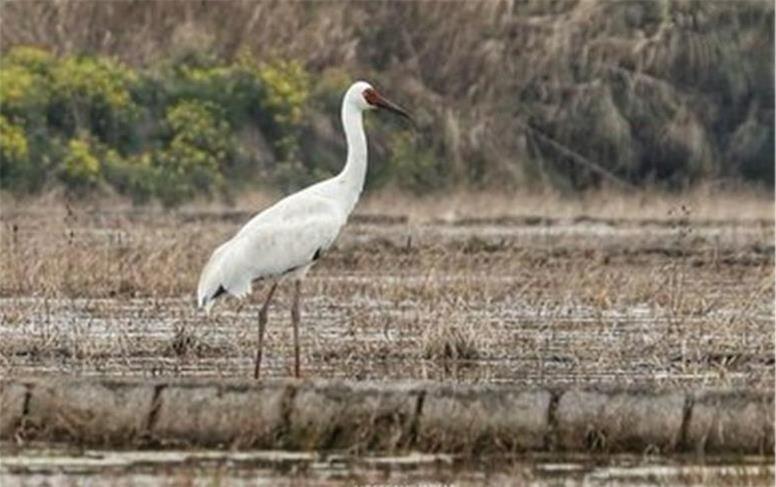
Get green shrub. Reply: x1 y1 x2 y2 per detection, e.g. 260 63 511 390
0 115 31 190
60 136 101 188
0 63 51 123
3 46 55 74
164 100 229 154
52 56 136 112
0 47 56 191
152 100 231 206
0 48 354 201
254 59 314 191
0 115 28 162
256 59 310 128
49 55 139 144
102 150 157 204
143 55 265 127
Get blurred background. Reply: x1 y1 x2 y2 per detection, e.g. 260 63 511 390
0 0 773 206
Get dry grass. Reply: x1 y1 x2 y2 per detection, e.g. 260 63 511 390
0 191 773 388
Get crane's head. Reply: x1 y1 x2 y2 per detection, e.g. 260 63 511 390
346 81 412 121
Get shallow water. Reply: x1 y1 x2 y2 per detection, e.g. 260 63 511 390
1 445 772 486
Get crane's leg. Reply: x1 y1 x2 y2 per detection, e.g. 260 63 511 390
291 279 302 378
254 282 278 379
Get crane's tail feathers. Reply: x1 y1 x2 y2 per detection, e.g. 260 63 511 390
196 237 254 315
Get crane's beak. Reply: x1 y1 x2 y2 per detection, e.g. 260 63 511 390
373 94 413 123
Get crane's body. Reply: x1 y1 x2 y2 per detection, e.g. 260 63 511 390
195 81 410 378
196 179 347 312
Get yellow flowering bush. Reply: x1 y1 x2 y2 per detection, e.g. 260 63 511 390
48 55 140 144
4 46 55 74
0 47 326 202
165 100 229 155
0 116 29 162
0 47 55 114
153 100 231 205
257 59 310 128
62 137 101 186
52 56 137 112
0 64 50 118
0 115 34 190
102 150 157 203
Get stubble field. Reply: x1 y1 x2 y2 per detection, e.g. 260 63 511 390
1 191 773 390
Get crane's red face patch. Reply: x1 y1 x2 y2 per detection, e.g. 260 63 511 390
362 87 412 121
363 88 381 107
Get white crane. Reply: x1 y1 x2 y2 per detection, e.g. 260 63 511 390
197 81 411 379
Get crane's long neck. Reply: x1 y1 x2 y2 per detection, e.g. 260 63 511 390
337 101 368 214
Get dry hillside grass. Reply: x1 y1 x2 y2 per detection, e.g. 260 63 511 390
2 0 773 190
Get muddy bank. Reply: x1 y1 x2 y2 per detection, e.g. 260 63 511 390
1 378 772 455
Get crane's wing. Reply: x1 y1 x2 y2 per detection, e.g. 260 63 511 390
197 211 344 313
